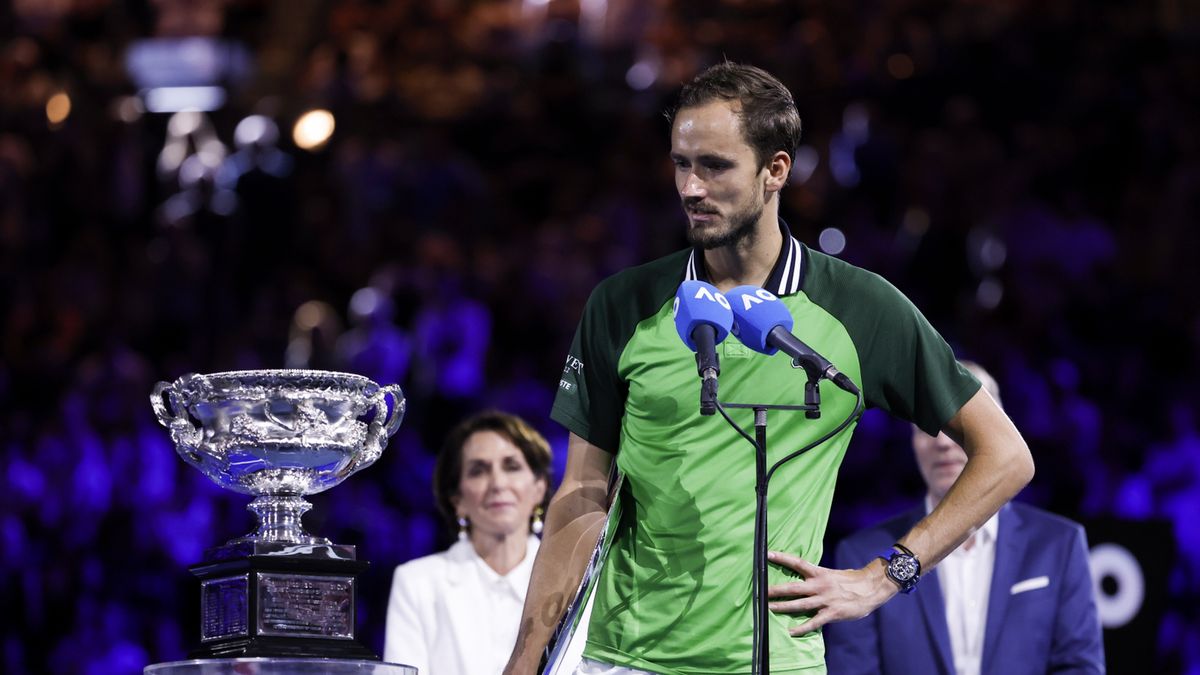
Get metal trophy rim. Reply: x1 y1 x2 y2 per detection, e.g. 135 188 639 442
198 368 377 385
151 369 405 546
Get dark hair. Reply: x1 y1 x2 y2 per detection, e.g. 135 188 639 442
668 62 802 170
433 410 554 530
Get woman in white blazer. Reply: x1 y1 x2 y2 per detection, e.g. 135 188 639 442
384 411 552 674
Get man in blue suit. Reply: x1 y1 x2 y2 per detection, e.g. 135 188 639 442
824 362 1105 675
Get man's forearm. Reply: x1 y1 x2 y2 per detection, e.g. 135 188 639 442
504 478 608 675
905 442 1031 568
901 390 1035 570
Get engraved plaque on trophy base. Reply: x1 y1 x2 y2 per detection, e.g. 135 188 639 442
188 541 377 660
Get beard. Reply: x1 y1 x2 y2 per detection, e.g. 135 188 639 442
686 202 763 250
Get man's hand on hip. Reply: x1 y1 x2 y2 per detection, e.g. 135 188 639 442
765 551 897 635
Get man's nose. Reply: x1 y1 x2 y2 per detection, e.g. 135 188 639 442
682 173 706 198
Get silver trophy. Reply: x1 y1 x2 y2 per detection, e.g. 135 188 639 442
152 369 404 545
150 369 405 661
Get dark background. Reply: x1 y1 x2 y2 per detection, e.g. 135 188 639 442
1 0 1198 673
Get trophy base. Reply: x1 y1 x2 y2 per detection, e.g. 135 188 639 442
146 657 416 674
188 542 377 661
192 636 378 661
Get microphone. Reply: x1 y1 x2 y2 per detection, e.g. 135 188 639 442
673 280 734 415
725 285 860 396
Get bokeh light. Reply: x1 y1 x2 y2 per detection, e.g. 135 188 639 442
45 91 70 126
292 109 335 151
819 227 847 255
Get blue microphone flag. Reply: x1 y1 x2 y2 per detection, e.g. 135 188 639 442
673 280 733 351
726 285 793 355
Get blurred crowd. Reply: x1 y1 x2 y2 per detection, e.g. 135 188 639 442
1 0 1198 673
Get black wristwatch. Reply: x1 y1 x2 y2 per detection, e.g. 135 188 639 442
878 543 922 594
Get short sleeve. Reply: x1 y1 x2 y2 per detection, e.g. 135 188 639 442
852 274 980 435
550 282 626 453
803 249 981 435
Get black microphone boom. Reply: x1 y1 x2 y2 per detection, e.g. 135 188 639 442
765 326 860 396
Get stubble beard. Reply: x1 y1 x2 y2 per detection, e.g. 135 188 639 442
686 202 763 251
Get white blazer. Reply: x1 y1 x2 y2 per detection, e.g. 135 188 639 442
384 536 540 674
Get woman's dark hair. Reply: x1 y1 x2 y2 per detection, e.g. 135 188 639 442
668 62 802 171
432 410 554 530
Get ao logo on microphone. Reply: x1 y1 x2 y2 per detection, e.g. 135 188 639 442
672 285 730 318
735 288 779 311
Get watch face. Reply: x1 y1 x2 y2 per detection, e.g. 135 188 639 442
890 555 918 581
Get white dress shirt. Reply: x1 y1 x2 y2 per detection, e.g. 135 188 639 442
929 496 1001 675
384 536 540 675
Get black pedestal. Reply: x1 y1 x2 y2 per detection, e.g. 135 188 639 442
188 542 378 661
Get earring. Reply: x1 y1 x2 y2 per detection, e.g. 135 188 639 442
531 507 545 536
457 516 469 542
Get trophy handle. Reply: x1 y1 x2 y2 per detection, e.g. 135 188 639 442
375 384 406 438
151 380 204 462
351 384 406 474
150 381 175 424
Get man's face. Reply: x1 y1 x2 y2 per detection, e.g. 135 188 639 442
912 427 968 502
670 100 768 250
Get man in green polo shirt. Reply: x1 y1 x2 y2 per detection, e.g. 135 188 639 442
504 63 1034 675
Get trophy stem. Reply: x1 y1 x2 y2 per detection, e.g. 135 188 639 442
233 495 331 545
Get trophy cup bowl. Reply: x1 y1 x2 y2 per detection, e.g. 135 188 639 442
149 370 407 662
150 369 405 545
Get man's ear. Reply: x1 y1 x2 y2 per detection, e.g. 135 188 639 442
764 150 791 193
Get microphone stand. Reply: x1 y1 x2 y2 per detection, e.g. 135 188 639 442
716 365 864 675
718 398 818 675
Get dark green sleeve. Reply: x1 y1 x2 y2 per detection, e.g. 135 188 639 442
550 281 626 453
805 249 980 435
850 272 980 435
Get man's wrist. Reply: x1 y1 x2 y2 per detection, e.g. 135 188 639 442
867 557 899 601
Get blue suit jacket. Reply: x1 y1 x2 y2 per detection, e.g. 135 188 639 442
824 502 1105 675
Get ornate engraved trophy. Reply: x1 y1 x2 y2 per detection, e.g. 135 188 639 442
151 370 404 662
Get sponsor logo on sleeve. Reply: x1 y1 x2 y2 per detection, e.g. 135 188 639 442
562 355 584 375
559 355 584 393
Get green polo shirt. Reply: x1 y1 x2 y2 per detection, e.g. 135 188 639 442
552 224 980 674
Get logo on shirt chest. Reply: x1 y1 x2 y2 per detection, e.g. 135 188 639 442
723 341 751 358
